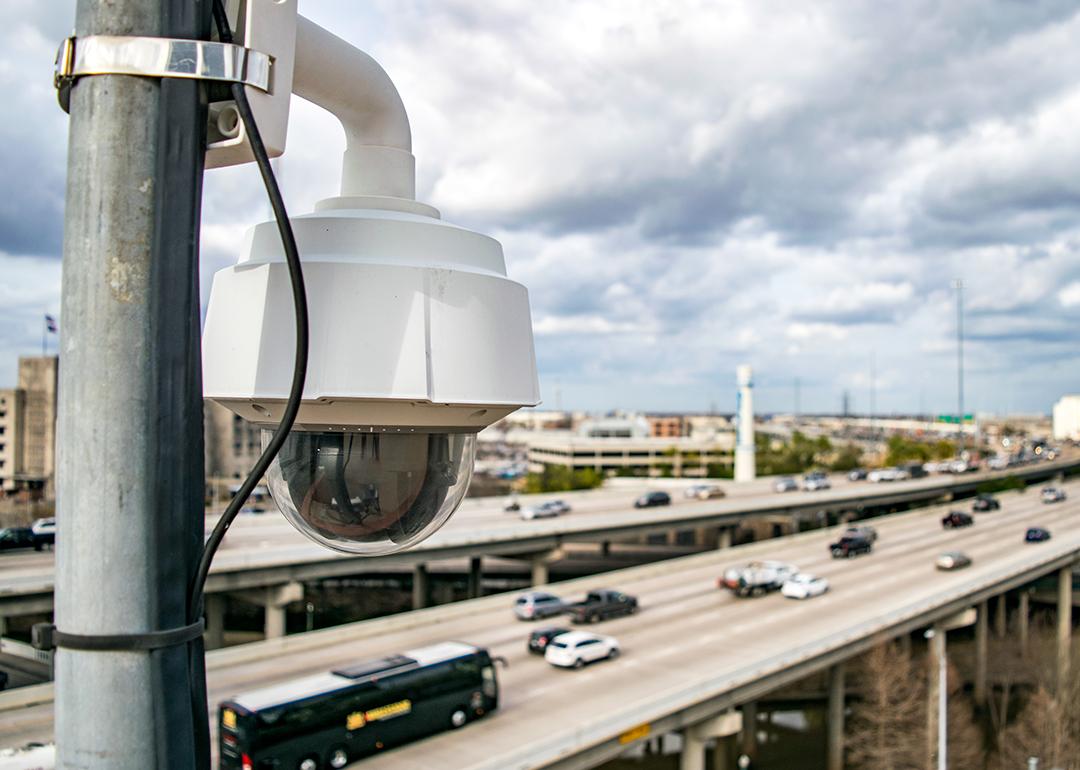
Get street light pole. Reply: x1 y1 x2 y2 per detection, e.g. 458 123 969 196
954 279 965 453
55 1 211 767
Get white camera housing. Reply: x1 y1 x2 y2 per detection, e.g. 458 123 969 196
202 16 539 554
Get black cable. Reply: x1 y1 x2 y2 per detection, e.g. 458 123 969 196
188 1 309 621
188 3 309 766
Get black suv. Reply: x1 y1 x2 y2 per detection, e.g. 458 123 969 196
972 495 1000 512
527 627 570 654
1025 527 1051 543
634 491 671 508
0 527 34 552
942 511 974 529
830 534 873 559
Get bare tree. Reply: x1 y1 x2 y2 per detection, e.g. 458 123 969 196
945 662 985 770
985 617 1080 770
994 686 1079 770
848 642 927 770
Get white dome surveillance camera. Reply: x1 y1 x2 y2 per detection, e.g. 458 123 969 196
202 18 539 555
202 201 540 555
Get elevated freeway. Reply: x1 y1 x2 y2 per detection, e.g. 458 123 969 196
1 479 1077 769
0 458 1074 634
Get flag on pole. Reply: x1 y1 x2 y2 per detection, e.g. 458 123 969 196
45 315 58 334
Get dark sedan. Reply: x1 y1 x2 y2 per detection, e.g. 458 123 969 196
634 491 671 508
527 626 571 654
942 511 974 529
1025 527 1052 543
972 495 1000 512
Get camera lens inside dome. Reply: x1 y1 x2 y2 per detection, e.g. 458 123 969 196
264 431 475 555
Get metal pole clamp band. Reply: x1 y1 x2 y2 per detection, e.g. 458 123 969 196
55 34 272 112
32 619 206 652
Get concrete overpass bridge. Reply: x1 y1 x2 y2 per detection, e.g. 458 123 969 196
0 478 1077 769
0 457 1074 644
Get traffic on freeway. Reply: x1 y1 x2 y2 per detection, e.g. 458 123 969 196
1 480 1077 769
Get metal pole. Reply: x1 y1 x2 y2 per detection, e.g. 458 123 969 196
954 279 964 452
827 662 845 770
869 353 876 438
56 1 210 767
938 635 947 770
1058 565 1072 694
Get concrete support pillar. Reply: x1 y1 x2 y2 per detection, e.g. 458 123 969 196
740 701 757 759
1019 591 1030 655
467 557 482 599
995 593 1007 638
684 711 742 770
713 734 736 770
413 563 430 609
265 604 287 639
204 593 226 650
975 601 988 704
696 527 719 549
679 729 707 770
233 581 303 640
718 527 733 550
827 662 845 770
531 556 549 587
926 625 945 770
1058 566 1072 694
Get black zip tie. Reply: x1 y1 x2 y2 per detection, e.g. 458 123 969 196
32 619 205 652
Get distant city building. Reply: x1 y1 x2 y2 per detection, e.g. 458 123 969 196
0 389 25 493
0 356 57 497
577 415 651 439
204 399 262 488
646 415 688 438
685 414 733 440
491 409 571 432
527 433 735 477
1052 395 1080 441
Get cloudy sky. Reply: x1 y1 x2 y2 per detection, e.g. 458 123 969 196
3 0 1080 415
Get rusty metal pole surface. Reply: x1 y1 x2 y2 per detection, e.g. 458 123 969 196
55 0 210 766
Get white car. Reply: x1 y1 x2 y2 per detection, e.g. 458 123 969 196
802 473 831 491
1041 487 1067 504
781 573 829 599
867 467 908 483
684 483 726 500
521 500 570 520
544 631 620 669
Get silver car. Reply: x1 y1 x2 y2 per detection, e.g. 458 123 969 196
774 477 798 493
514 591 565 621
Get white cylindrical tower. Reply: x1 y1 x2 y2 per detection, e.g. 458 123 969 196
735 364 756 482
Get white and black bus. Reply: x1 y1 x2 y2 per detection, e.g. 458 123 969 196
219 642 501 770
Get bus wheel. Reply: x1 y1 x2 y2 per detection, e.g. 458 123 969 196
450 708 468 728
327 747 349 769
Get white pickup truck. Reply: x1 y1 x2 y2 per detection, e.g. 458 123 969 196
718 560 799 598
